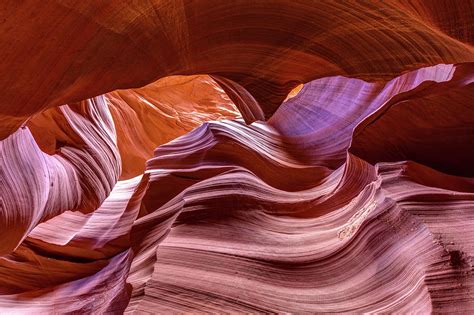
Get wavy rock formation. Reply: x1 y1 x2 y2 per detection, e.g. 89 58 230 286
0 1 473 314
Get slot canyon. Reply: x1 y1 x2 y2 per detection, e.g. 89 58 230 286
0 1 473 313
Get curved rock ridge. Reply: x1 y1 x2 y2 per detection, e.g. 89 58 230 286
2 62 473 313
350 63 474 176
1 97 120 256
0 175 146 313
1 1 473 138
23 75 239 180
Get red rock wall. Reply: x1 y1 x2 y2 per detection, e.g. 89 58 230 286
0 1 473 313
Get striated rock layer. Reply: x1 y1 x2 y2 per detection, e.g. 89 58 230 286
1 0 473 138
0 1 473 314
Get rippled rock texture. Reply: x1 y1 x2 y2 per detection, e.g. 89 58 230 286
1 1 473 314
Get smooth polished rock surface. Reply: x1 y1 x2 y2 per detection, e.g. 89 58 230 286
1 1 473 138
0 1 473 313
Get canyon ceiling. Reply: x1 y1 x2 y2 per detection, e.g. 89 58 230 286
0 1 473 314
